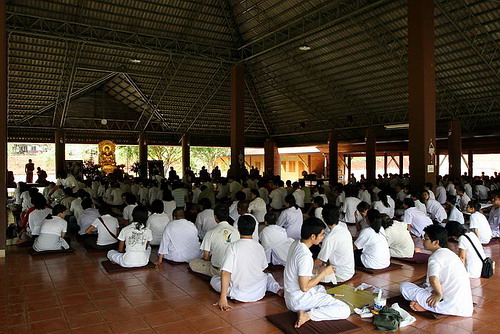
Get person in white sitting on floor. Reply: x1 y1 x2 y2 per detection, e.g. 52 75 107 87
84 204 119 251
276 195 304 240
380 214 414 259
146 200 170 246
467 200 492 244
195 198 218 240
400 224 473 317
233 201 259 241
353 209 390 270
259 212 294 266
211 215 283 310
107 206 153 268
33 204 70 252
402 198 432 237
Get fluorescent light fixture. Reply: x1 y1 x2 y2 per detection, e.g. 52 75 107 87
298 45 311 51
384 123 409 130
130 58 141 63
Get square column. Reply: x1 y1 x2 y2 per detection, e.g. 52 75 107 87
182 134 190 174
328 130 338 183
264 138 280 176
138 132 148 178
408 0 436 188
0 0 7 254
55 129 65 174
230 66 245 180
365 128 376 182
448 120 462 179
468 149 473 177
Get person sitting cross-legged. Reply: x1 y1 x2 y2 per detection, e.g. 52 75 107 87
211 215 283 310
400 224 473 317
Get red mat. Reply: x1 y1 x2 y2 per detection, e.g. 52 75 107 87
393 252 430 264
266 311 361 334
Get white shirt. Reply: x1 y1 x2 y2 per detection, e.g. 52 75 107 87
458 232 486 278
488 207 500 238
91 214 119 246
403 207 432 237
39 216 67 236
259 225 294 266
372 200 394 218
258 187 270 205
200 221 240 268
21 191 32 211
426 248 473 317
469 212 492 244
28 208 52 236
172 188 188 208
448 206 464 224
436 186 447 204
229 181 242 200
158 219 201 263
118 224 153 267
162 200 176 221
70 198 83 222
195 209 217 240
229 200 240 222
458 193 471 211
138 187 149 206
464 183 473 199
146 213 170 245
475 185 489 200
284 240 313 300
317 224 355 282
221 239 269 302
425 199 447 223
276 206 303 240
269 189 284 210
446 183 456 196
78 208 100 235
234 213 259 241
248 197 267 223
414 199 427 214
358 190 371 204
354 227 390 269
123 204 138 222
108 188 124 206
293 189 305 208
341 197 361 224
383 221 414 258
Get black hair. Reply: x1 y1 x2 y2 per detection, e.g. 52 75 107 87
99 203 112 216
214 204 230 222
81 197 93 210
199 197 212 210
446 195 456 204
424 224 448 248
467 200 481 212
237 200 249 213
132 206 149 229
172 208 185 219
32 193 47 210
250 188 259 197
285 194 298 209
47 204 66 219
356 201 370 213
424 182 433 189
76 189 90 199
264 212 278 225
235 191 246 201
28 187 39 197
313 196 324 206
151 199 164 214
125 193 137 205
403 198 415 208
455 185 465 193
366 209 382 233
380 214 394 229
445 221 466 238
237 215 256 236
378 191 390 208
322 204 339 226
301 217 326 240
63 187 74 196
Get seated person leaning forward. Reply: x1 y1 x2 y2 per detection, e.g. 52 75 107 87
107 206 153 268
212 215 283 310
189 204 240 277
84 204 119 251
284 217 350 328
33 204 71 251
400 224 473 317
353 209 390 269
259 212 294 266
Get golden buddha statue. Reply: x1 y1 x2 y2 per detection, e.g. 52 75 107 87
98 140 116 174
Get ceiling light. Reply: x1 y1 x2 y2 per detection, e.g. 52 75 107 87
101 119 108 125
130 58 141 63
384 123 409 130
298 45 311 51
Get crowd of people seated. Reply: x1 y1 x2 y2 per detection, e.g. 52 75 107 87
7 166 500 328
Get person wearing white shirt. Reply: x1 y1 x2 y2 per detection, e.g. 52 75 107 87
467 200 492 244
278 181 288 205
122 193 138 223
446 181 457 196
396 186 408 203
212 215 283 310
107 206 153 268
446 222 486 279
284 218 350 328
162 189 177 221
488 192 500 238
372 191 395 218
277 195 303 240
234 201 259 241
216 179 230 201
474 181 490 201
189 204 240 277
409 192 427 214
353 209 391 269
21 189 34 211
358 184 371 205
107 183 124 206
84 204 119 251
315 206 355 284
269 183 284 210
463 180 473 199
259 212 294 266
195 198 218 240
456 185 471 211
147 200 170 246
403 198 433 237
248 189 267 223
400 224 473 317
307 196 325 225
444 195 465 225
229 193 243 223
172 183 189 209
380 216 414 258
228 178 242 201
191 183 202 204
137 182 149 206
424 182 436 200
341 187 361 224
27 194 52 237
258 181 270 205
78 198 101 236
155 208 201 264
435 185 447 204
422 191 447 223
292 182 305 208
33 205 70 252
148 182 161 206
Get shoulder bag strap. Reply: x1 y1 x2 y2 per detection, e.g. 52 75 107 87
463 233 484 262
98 217 119 240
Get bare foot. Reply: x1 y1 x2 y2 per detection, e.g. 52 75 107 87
410 301 426 312
295 310 311 328
277 289 284 298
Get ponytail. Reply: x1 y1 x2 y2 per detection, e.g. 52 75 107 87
285 194 298 210
49 204 67 218
366 209 382 233
379 191 389 208
131 206 149 230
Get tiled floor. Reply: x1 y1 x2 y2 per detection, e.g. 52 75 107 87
1 240 500 334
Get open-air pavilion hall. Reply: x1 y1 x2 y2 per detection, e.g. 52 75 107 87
1 0 500 333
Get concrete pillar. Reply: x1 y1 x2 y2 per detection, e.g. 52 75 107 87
181 134 190 174
55 128 65 174
399 152 404 176
448 120 462 179
384 153 388 175
264 138 280 176
347 155 352 181
365 128 376 181
468 149 473 177
408 0 436 189
230 66 245 180
138 132 148 178
329 129 338 183
0 0 7 254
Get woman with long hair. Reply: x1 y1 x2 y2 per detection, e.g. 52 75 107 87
276 195 303 239
33 204 70 251
353 209 390 269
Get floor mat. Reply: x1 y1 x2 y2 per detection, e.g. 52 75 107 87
29 248 75 256
266 311 361 334
393 252 430 264
101 260 156 272
355 263 403 274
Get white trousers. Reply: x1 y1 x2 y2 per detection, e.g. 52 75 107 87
285 285 350 321
210 273 282 303
400 282 437 312
107 247 151 268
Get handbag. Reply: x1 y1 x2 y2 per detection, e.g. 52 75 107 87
98 217 119 240
463 234 494 278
